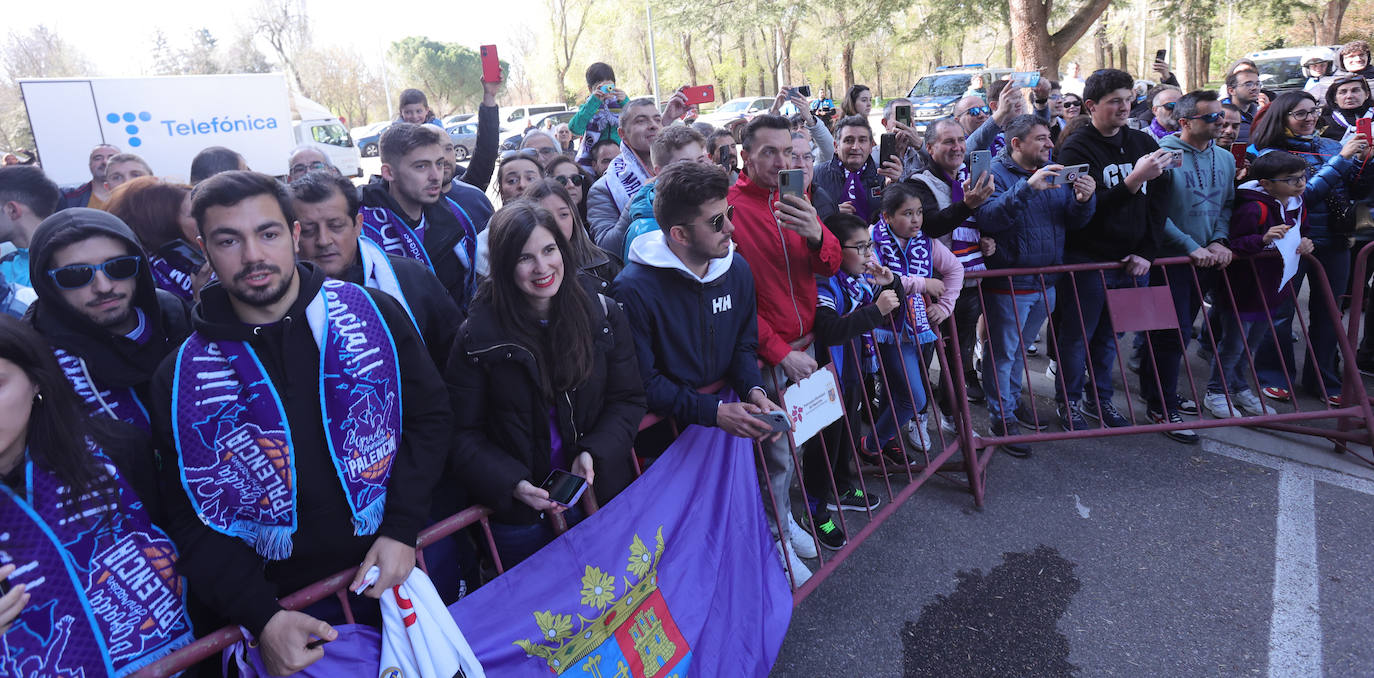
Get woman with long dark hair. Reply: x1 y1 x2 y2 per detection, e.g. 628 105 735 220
841 84 872 119
523 178 620 292
446 202 644 567
104 176 210 301
1247 90 1372 405
0 316 193 675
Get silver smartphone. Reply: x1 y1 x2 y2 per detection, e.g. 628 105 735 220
968 150 991 182
1051 164 1091 186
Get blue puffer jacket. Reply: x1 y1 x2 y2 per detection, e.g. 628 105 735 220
619 182 659 264
1251 135 1355 245
975 153 1096 291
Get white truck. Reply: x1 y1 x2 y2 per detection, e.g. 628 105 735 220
19 73 360 186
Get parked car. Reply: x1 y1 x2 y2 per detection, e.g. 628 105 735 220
905 64 1013 132
352 121 390 157
498 104 568 132
1245 46 1343 97
446 121 478 161
696 97 773 129
443 113 475 126
293 119 362 177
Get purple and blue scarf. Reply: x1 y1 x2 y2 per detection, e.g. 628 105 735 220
872 218 937 344
819 272 881 374
172 280 402 559
148 253 195 302
0 453 194 677
53 347 150 433
831 157 872 224
936 166 986 272
360 197 479 304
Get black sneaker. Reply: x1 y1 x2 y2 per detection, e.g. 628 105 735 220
1081 398 1131 427
964 371 986 403
1149 408 1199 444
858 436 918 470
826 487 883 512
1014 401 1048 431
1058 401 1088 431
1174 395 1199 416
814 515 847 550
988 419 1031 458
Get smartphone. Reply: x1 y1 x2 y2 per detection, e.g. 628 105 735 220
968 149 991 181
159 238 206 271
1155 49 1168 64
778 169 806 201
1009 71 1041 89
1359 118 1372 141
1163 150 1184 169
1231 143 1249 166
1051 163 1091 186
751 410 791 433
879 133 897 164
895 103 912 128
480 44 501 83
796 85 812 98
542 469 588 507
683 84 715 106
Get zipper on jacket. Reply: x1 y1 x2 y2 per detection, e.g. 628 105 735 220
771 187 805 339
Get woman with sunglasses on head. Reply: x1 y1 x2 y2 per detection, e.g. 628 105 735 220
524 179 620 293
0 315 196 675
544 155 591 220
446 201 644 567
1247 90 1374 406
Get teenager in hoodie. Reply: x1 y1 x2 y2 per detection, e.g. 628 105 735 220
292 170 460 369
357 123 481 314
27 208 191 436
151 171 451 677
1054 68 1175 431
1136 90 1240 443
1207 151 1312 419
1247 91 1371 405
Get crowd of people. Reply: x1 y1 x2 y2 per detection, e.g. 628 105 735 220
1 41 1373 676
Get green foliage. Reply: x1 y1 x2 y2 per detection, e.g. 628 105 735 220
388 37 507 116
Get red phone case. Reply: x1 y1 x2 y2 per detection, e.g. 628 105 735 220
1231 143 1248 166
683 85 715 106
1358 118 1372 139
480 44 501 83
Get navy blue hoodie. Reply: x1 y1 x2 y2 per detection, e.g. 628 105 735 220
610 231 765 426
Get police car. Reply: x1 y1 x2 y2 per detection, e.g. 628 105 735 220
905 64 1013 132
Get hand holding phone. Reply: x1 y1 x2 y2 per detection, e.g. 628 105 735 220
968 150 991 182
778 169 806 201
541 470 588 508
894 103 912 128
1009 71 1041 89
480 45 502 83
750 410 791 433
879 133 897 164
683 84 715 106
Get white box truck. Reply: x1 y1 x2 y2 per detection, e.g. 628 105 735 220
19 73 361 186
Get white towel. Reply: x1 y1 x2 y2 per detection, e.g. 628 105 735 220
377 568 485 678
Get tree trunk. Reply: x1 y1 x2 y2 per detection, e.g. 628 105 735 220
1096 20 1109 70
682 34 698 87
736 36 746 97
842 41 856 93
1314 0 1351 44
1118 43 1128 71
874 51 884 98
1009 0 1112 75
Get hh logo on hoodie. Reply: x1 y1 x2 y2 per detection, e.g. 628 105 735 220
1101 163 1146 193
711 294 732 314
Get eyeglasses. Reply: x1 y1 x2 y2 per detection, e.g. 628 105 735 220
554 173 586 187
1234 80 1262 89
1182 112 1225 123
1270 174 1308 187
692 204 734 233
1288 107 1324 121
790 153 815 166
842 241 875 254
1048 93 1063 101
289 160 329 178
960 106 992 117
48 255 141 290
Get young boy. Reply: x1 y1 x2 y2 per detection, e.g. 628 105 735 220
810 213 899 549
1205 151 1313 418
869 181 963 457
570 62 628 170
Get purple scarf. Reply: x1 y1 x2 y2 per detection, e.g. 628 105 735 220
831 157 872 223
0 454 194 677
872 218 936 344
820 272 881 373
53 348 150 432
1149 118 1176 139
360 197 478 299
172 280 402 559
147 253 195 302
937 167 986 272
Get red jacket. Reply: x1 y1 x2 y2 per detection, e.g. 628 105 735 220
728 171 842 365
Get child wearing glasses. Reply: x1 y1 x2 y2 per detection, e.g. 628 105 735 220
1205 151 1313 418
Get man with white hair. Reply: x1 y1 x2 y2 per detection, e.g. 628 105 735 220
286 145 336 183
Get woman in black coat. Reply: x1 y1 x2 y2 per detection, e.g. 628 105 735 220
446 201 645 567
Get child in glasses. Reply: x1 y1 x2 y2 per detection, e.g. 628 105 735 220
1205 151 1313 418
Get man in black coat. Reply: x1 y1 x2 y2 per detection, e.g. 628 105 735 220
150 171 450 676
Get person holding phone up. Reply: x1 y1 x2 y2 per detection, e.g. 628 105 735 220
447 201 645 568
770 86 836 164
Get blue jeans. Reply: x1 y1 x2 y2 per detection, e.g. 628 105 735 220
874 339 928 444
1208 309 1272 395
1056 268 1148 405
1254 239 1350 396
982 288 1055 421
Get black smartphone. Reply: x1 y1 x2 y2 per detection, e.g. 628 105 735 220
159 239 206 271
797 85 812 98
1155 49 1167 63
541 469 588 507
879 133 897 164
895 104 912 128
778 169 806 201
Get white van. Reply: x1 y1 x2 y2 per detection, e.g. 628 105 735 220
292 118 362 178
498 103 568 132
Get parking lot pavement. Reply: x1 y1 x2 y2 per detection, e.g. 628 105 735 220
772 424 1374 677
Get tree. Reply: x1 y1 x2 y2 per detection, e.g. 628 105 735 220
1008 0 1112 75
151 30 180 75
251 0 312 96
298 46 386 125
389 37 504 116
180 29 221 75
547 0 597 104
1311 0 1351 44
221 33 272 74
0 25 92 151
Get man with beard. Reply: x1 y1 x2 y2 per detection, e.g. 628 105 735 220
1146 86 1183 139
152 170 450 676
59 144 120 210
26 208 191 434
357 123 481 313
1217 104 1244 150
292 170 459 369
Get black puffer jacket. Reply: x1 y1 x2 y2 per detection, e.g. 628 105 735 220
446 292 645 525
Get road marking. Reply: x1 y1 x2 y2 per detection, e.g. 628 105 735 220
1202 440 1374 496
1269 468 1323 678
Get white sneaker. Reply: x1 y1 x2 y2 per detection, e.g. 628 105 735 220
906 414 933 452
1204 391 1237 418
787 512 818 559
1046 359 1058 380
972 341 984 374
776 539 813 588
940 414 957 435
1233 389 1277 416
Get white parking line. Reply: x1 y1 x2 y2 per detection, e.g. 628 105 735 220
1269 468 1323 677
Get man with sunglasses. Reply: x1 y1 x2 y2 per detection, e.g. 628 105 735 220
952 96 993 137
1145 86 1183 139
1138 90 1241 443
26 207 192 433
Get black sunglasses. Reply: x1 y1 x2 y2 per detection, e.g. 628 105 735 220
961 106 992 117
692 204 734 232
48 255 141 290
1182 112 1225 123
554 173 586 187
1063 99 1082 108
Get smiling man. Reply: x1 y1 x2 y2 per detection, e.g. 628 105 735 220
151 170 450 677
291 169 459 368
587 98 662 241
358 123 481 313
813 115 883 223
27 207 192 433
